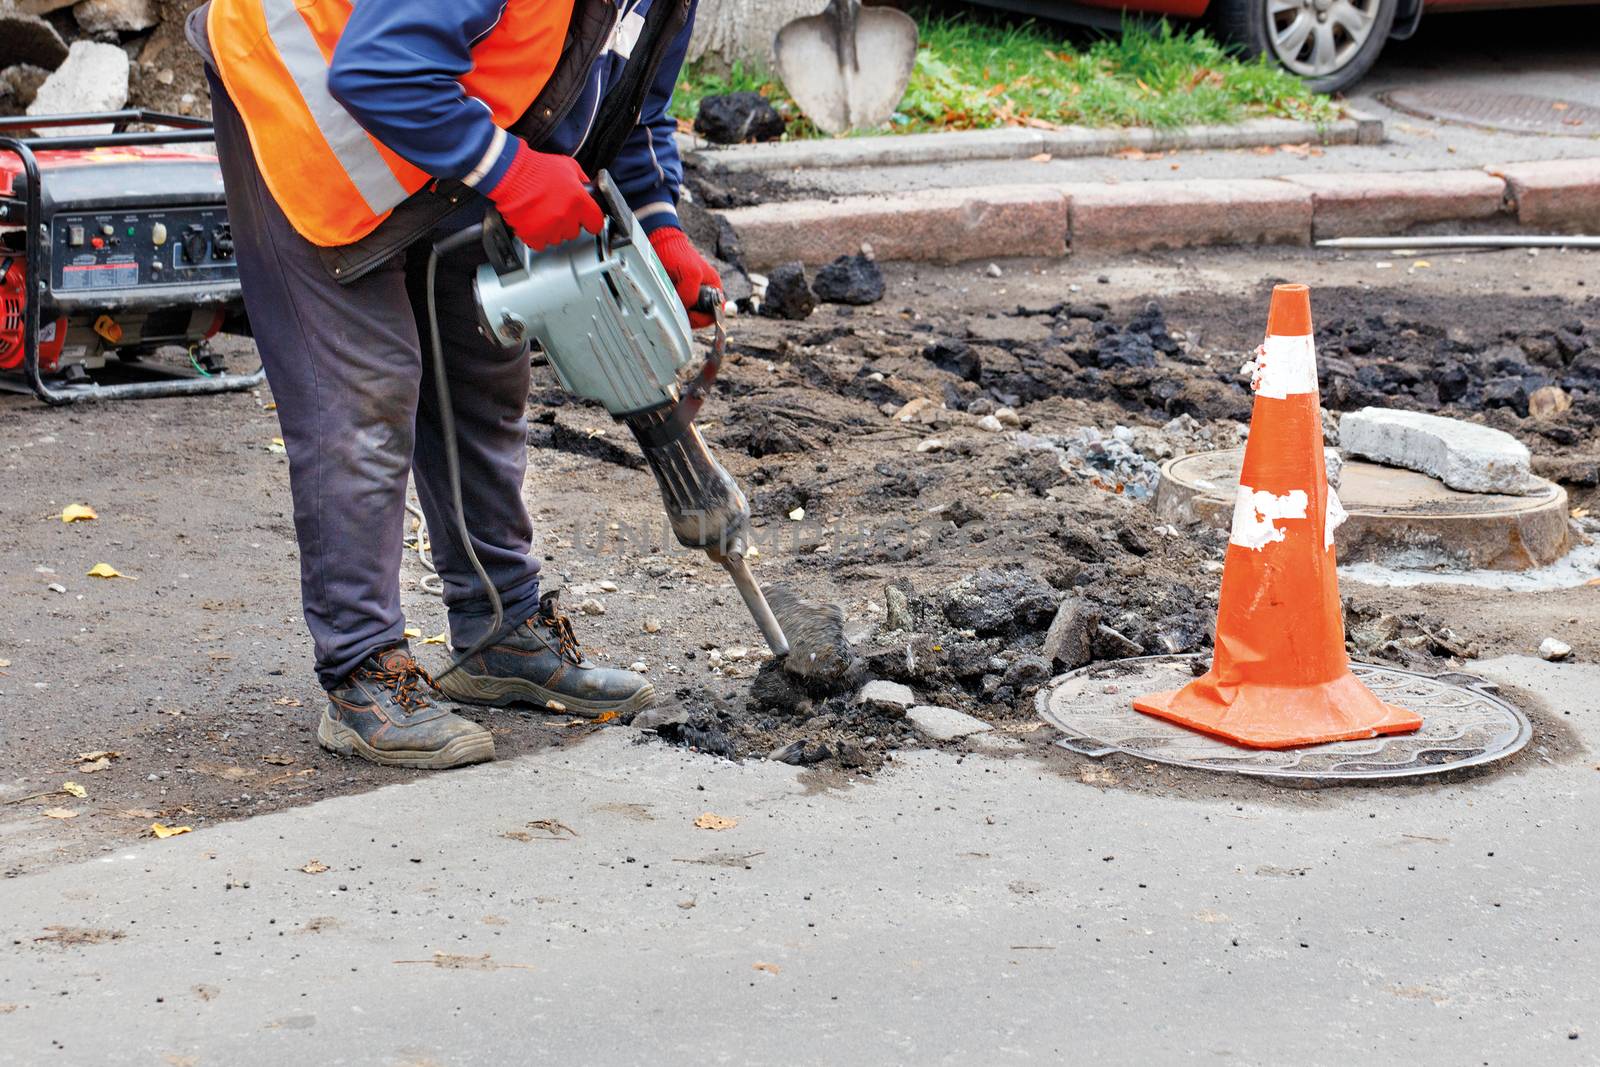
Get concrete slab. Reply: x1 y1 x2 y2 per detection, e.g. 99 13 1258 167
1339 407 1538 495
0 660 1597 1064
1154 451 1571 570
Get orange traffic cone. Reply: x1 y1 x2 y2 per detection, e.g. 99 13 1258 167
1133 284 1422 748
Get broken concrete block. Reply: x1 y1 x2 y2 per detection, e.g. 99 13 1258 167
1338 407 1537 495
1042 597 1100 671
0 11 69 71
854 680 915 712
73 0 158 34
26 41 129 135
906 705 993 741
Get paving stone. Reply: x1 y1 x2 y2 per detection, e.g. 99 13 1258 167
1284 169 1507 238
1066 179 1311 254
1338 407 1537 495
906 705 994 741
724 186 1068 269
1489 158 1600 232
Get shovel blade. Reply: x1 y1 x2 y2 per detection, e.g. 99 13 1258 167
774 7 918 135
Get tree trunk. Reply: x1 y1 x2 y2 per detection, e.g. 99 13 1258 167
687 0 831 71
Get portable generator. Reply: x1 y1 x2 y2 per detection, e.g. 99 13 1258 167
0 110 258 404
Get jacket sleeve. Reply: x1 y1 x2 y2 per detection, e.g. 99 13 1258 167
326 0 523 195
611 0 697 235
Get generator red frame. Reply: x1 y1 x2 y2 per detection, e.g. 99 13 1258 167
0 110 263 405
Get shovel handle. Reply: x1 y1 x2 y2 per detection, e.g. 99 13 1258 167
829 0 861 72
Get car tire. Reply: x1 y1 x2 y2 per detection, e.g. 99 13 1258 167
1212 0 1397 95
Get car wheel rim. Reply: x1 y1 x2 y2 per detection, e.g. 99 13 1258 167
1265 0 1380 79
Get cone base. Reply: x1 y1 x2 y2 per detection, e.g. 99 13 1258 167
1133 670 1422 750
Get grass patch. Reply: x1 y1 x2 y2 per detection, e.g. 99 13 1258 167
671 13 1337 138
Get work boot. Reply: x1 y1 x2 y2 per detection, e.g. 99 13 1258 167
317 645 495 769
435 591 655 718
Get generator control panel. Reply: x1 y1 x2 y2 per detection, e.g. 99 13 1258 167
51 206 238 296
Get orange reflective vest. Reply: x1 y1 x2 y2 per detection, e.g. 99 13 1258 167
206 0 573 247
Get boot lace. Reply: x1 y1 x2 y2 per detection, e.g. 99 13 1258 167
369 654 438 712
535 601 584 665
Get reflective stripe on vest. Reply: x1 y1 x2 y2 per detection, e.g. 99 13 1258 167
207 0 572 247
260 0 408 216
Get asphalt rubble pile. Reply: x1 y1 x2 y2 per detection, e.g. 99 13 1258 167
620 285 1597 772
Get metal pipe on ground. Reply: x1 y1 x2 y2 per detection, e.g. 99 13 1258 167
1318 235 1600 250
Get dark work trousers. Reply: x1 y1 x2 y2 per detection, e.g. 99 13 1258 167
207 71 543 690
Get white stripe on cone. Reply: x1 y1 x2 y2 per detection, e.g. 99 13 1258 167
1249 334 1319 399
1229 485 1310 551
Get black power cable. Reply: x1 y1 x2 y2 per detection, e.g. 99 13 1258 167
423 228 505 684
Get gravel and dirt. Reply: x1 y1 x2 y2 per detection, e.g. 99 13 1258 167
2 244 1595 876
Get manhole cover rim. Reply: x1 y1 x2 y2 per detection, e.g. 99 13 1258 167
1162 450 1566 519
1036 653 1533 782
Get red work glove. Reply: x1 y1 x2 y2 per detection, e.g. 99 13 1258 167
649 226 722 329
485 141 604 252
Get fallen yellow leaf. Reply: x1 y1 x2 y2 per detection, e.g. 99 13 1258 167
301 860 329 874
42 808 79 820
87 563 135 580
62 782 86 798
1412 259 1431 269
423 631 448 645
151 823 192 839
403 625 422 639
61 504 98 523
693 812 737 831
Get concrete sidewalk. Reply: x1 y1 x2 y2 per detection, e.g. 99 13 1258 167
1 656 1596 1065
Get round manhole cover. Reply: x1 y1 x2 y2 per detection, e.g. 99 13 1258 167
1036 655 1531 782
1379 88 1600 136
1153 450 1570 570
